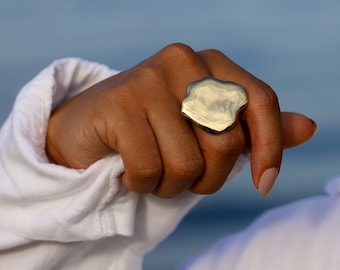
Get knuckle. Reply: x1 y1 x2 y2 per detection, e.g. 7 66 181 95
133 65 164 86
210 133 245 157
254 82 279 108
162 42 195 56
134 162 163 181
168 157 204 182
200 48 225 58
127 162 162 193
159 43 200 67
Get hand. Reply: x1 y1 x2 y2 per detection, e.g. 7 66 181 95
46 43 317 197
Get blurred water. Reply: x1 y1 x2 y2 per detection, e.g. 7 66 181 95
144 127 340 269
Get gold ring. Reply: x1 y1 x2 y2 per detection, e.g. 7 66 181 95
181 76 248 134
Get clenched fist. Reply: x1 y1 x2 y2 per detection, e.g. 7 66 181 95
46 43 316 198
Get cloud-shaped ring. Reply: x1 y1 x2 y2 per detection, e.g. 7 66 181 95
181 76 248 134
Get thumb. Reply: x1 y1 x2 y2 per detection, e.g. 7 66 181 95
281 112 317 149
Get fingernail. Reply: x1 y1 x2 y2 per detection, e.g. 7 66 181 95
258 168 278 196
311 119 318 136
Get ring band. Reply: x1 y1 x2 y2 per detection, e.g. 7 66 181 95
181 76 248 134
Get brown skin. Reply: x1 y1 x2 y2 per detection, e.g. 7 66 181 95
46 43 317 198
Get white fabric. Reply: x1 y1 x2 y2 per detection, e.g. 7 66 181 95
0 58 249 270
181 177 340 270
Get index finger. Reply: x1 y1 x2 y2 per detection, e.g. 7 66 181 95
198 49 282 195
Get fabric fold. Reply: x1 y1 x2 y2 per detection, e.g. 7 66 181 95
0 58 138 247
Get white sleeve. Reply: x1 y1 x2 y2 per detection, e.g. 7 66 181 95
181 186 340 270
0 58 138 248
0 58 250 263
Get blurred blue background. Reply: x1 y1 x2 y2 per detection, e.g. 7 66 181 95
1 1 339 269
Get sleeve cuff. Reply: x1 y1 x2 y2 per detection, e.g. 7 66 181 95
0 58 138 247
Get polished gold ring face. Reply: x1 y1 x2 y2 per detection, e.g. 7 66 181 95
181 77 248 134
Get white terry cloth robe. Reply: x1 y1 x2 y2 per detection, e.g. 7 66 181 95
180 176 340 270
0 58 249 270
